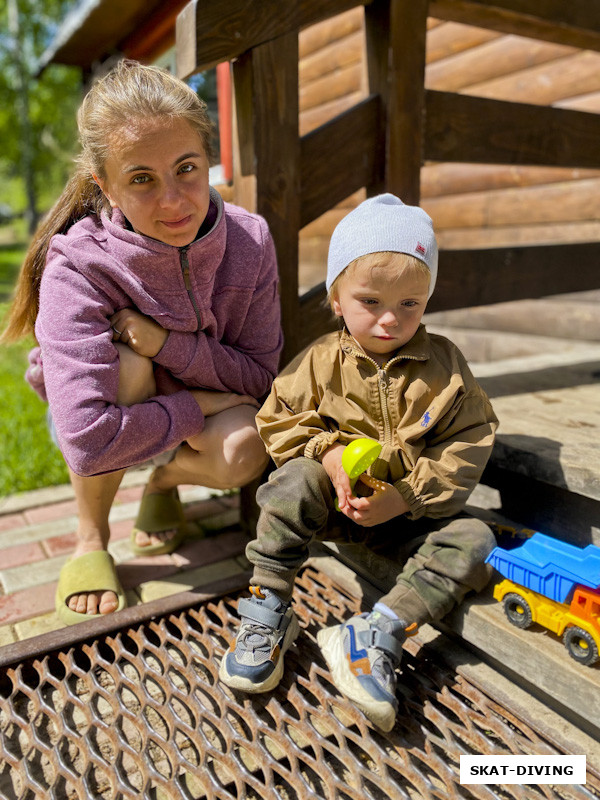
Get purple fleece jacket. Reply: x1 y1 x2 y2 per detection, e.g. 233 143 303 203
27 188 282 477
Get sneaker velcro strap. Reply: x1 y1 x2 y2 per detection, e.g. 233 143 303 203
357 628 404 661
237 597 286 630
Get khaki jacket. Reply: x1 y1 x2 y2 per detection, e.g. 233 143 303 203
256 326 498 520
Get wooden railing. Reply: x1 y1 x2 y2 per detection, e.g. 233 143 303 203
176 0 600 366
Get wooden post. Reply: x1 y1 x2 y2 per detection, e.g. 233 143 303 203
231 52 257 212
251 32 301 369
387 0 429 203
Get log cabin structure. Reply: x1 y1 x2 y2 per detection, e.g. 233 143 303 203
41 0 600 541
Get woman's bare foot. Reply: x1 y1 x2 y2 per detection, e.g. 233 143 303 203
66 543 119 616
133 471 182 550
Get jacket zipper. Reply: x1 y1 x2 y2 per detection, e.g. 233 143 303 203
358 351 419 449
180 246 202 328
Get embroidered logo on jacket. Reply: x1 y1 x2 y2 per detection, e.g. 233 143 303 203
421 409 434 427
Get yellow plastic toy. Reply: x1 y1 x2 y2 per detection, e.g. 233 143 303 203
335 438 382 510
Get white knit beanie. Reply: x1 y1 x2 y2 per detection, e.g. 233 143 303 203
326 194 438 298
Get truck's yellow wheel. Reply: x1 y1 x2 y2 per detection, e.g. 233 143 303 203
503 592 533 629
563 627 599 666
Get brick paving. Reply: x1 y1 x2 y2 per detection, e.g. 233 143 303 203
0 466 249 645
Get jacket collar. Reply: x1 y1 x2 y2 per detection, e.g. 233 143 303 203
340 324 431 367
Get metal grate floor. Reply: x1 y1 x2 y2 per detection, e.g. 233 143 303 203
1 565 598 800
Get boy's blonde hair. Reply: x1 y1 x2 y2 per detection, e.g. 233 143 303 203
3 60 215 342
327 251 430 310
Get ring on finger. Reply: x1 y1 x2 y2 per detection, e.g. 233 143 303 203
112 326 122 336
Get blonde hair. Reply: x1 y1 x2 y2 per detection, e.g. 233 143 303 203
2 60 215 342
327 251 430 310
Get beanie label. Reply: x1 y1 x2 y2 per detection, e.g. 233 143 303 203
416 242 426 256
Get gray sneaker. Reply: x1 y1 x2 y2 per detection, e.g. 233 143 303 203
317 609 414 731
219 586 299 693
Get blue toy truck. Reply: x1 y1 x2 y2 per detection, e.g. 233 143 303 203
486 532 600 666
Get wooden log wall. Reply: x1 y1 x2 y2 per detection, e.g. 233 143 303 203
296 7 600 293
176 0 600 359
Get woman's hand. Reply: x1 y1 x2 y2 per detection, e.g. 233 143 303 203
343 474 409 526
110 308 168 358
190 389 260 418
321 444 354 511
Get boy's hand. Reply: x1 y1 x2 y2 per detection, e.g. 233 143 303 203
320 444 354 511
344 474 409 526
110 308 168 358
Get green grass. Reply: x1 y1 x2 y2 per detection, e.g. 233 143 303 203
0 242 26 301
0 303 69 496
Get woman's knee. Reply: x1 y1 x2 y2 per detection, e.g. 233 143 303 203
115 344 155 405
185 408 269 488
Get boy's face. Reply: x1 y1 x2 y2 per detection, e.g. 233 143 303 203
331 255 430 365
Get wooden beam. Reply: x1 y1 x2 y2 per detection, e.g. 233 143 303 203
429 0 600 53
252 33 301 369
300 95 384 228
300 243 600 336
299 6 363 60
176 0 373 78
298 283 338 354
423 177 600 229
385 0 429 203
424 90 600 169
231 52 256 211
426 36 575 93
425 20 501 64
364 0 390 197
421 163 600 198
428 242 600 312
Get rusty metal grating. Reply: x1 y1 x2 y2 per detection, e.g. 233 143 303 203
1 565 599 800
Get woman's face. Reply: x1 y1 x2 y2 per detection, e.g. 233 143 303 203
96 117 211 247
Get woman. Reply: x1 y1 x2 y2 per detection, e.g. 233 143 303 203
2 61 282 625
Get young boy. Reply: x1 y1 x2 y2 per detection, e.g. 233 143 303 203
219 194 498 731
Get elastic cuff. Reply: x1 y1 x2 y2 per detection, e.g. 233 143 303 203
304 430 341 461
250 568 295 603
394 480 426 520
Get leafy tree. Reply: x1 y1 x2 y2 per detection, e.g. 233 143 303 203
1 0 81 232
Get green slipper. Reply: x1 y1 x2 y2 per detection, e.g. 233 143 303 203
130 487 203 556
56 550 127 626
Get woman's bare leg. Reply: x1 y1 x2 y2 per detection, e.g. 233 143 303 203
147 404 268 495
65 345 155 615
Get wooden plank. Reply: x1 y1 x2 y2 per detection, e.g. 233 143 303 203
300 89 365 135
481 464 600 546
429 242 600 312
422 177 600 229
463 50 600 107
299 6 363 59
364 0 390 197
436 220 600 250
426 35 575 93
299 28 363 85
252 34 301 369
429 0 600 53
297 283 338 356
176 0 373 77
425 20 501 63
421 163 600 198
300 95 384 228
424 90 600 169
231 52 256 210
442 590 600 740
386 0 429 203
300 60 363 112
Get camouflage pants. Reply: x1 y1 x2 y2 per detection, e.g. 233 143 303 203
247 457 495 626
